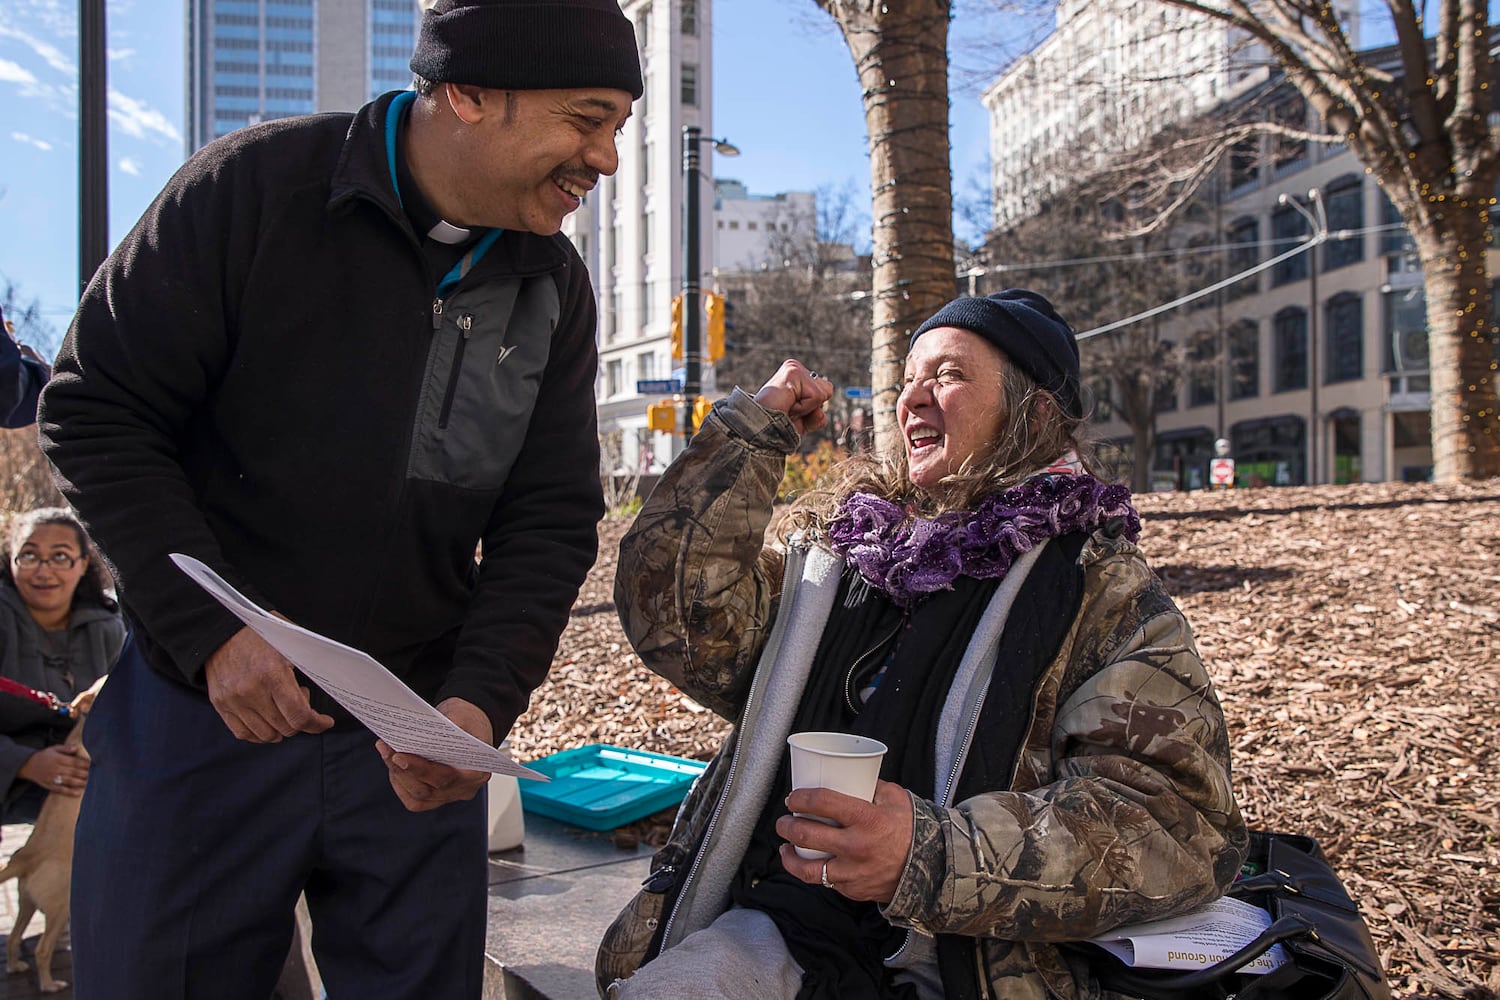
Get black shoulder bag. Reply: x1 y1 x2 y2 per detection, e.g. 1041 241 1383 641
1083 830 1391 1000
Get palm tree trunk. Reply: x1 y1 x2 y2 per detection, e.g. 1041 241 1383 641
1412 215 1500 480
816 0 955 456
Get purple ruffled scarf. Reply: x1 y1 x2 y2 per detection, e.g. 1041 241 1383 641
825 474 1140 608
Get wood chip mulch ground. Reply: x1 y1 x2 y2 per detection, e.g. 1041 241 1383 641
510 480 1500 998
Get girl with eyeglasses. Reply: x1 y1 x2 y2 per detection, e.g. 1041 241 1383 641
1 507 125 828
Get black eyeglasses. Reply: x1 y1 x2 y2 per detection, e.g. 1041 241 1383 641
13 552 80 571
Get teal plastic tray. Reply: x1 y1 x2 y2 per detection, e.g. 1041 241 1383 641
519 744 708 831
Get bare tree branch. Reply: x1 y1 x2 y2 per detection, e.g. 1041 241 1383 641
1130 0 1500 478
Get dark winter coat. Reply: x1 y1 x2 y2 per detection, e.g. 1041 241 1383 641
39 91 604 743
0 582 124 804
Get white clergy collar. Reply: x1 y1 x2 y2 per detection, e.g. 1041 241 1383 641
427 220 473 245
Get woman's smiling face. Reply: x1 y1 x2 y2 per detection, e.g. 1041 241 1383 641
11 523 88 623
897 327 1010 491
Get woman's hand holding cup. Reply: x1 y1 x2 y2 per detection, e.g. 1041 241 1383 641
776 779 913 905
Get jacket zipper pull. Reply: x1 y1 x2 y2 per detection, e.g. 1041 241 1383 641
432 298 445 331
437 314 475 431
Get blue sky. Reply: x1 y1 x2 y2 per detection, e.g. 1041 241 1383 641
0 0 1049 352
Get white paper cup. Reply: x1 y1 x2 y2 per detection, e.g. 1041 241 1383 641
785 732 887 860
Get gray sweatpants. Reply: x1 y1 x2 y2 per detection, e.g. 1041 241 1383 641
610 906 804 1000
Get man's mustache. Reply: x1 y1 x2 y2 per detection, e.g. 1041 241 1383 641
555 167 600 191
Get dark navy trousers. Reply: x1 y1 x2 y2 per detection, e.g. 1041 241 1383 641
71 641 487 1000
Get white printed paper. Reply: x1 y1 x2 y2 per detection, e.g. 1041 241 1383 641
1088 895 1288 975
172 553 544 780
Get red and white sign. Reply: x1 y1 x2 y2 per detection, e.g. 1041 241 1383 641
1209 458 1236 488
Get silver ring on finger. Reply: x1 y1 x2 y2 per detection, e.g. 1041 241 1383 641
52 776 63 786
820 860 834 890
807 370 822 381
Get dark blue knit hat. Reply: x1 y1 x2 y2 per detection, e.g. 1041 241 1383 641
910 288 1083 419
411 0 644 100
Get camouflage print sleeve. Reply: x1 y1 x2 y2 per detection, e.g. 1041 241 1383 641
883 541 1248 943
613 389 798 720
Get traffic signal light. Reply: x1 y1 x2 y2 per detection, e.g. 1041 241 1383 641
647 401 677 433
669 294 684 361
692 396 713 432
704 292 725 362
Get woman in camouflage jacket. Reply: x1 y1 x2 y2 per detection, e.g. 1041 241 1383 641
598 290 1248 999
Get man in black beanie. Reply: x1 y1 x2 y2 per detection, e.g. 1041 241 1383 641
40 2 641 997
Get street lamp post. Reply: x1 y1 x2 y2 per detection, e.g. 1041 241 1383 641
1279 188 1326 484
79 0 109 297
680 125 738 441
1213 171 1226 444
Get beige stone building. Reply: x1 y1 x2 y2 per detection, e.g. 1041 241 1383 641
1084 108 1445 488
563 0 719 474
981 6 1465 488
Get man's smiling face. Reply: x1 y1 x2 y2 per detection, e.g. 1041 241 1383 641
454 86 633 235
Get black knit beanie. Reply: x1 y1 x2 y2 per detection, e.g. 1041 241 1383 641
411 0 644 100
910 288 1083 419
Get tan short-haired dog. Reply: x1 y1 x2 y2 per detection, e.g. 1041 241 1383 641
1 677 105 993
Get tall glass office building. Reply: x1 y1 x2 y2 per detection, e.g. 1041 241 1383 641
186 0 421 154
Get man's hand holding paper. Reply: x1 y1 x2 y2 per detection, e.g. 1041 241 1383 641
206 626 335 743
377 697 492 812
172 553 543 784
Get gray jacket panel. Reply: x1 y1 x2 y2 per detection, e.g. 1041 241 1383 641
407 273 560 490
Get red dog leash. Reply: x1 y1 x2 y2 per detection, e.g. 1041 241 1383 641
0 676 72 716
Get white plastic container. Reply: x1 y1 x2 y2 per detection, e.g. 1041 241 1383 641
486 772 525 852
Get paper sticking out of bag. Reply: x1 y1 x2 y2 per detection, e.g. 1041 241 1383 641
1087 895 1289 975
171 553 545 781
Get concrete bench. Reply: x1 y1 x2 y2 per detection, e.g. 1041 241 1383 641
6 814 652 1000
484 814 653 999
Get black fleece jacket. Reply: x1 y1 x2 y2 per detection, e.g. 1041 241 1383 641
39 92 605 744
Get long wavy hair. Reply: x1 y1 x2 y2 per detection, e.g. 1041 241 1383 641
2 506 118 612
780 358 1099 543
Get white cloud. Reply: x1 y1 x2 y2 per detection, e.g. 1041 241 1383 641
0 57 39 86
0 23 75 75
0 8 74 109
0 59 62 108
118 156 142 175
0 27 177 148
2 0 73 39
107 88 181 145
0 2 180 156
11 130 53 151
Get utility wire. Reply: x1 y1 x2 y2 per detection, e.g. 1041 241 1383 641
962 221 1405 275
1077 231 1327 339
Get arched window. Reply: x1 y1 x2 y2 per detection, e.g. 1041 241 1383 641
1228 136 1259 191
1188 331 1217 407
1271 202 1310 286
1226 215 1260 300
1379 190 1415 257
1324 292 1364 383
1273 307 1308 391
1229 320 1260 399
1272 94 1309 174
1154 339 1178 413
1322 175 1364 270
1231 415 1306 485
